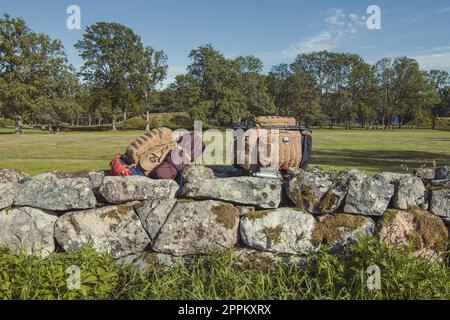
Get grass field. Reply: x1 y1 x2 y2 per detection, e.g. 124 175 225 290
0 127 449 175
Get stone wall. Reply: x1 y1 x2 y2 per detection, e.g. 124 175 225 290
0 165 449 269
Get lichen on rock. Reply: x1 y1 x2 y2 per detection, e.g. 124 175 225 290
312 213 375 252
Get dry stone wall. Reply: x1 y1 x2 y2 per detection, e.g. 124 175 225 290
0 165 449 269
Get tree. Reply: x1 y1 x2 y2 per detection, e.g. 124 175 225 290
75 22 161 130
232 56 275 119
427 70 450 129
136 47 168 131
0 14 78 128
373 57 435 129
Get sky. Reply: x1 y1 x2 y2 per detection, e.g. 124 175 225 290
1 0 450 86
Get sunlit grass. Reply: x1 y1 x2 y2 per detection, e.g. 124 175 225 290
0 128 449 175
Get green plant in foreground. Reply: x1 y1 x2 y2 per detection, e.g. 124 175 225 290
0 238 448 300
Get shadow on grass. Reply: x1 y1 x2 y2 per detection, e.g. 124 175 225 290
312 149 450 172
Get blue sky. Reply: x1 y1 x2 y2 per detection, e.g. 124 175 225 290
1 0 450 85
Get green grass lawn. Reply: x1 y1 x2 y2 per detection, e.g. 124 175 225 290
0 127 449 175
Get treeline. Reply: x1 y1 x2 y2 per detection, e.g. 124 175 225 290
1 14 449 130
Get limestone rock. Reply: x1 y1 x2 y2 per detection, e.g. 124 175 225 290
240 208 317 255
54 204 150 259
0 183 17 210
182 177 282 209
430 189 450 221
435 166 450 180
237 206 255 216
393 176 427 210
287 169 333 214
378 208 448 254
343 173 394 216
0 169 27 183
233 248 306 268
182 165 215 184
152 200 240 256
0 206 57 257
135 199 177 240
99 176 178 204
317 169 365 214
414 168 435 181
312 214 375 252
14 174 96 211
116 252 182 272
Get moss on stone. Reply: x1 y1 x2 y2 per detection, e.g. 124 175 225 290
246 210 273 220
409 207 448 252
213 203 238 230
379 209 400 227
2 207 13 215
312 214 366 246
100 205 131 221
290 183 315 210
318 191 338 213
379 207 448 252
262 226 283 248
69 215 82 234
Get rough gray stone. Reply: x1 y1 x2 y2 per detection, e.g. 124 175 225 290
54 204 150 259
431 179 450 188
373 172 411 185
287 169 333 214
414 168 435 181
237 206 255 216
394 176 427 210
240 208 317 255
317 169 365 214
88 171 105 189
435 166 450 180
0 183 17 210
343 173 395 216
182 177 282 209
99 176 178 204
233 248 306 267
116 252 182 272
135 199 177 240
182 165 215 184
0 169 27 183
430 189 450 221
152 200 240 256
14 174 96 211
0 206 57 257
313 214 375 252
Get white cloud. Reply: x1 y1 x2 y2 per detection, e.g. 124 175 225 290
270 8 367 59
436 7 450 14
278 31 336 59
413 51 450 71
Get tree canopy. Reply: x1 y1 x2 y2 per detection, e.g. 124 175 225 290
0 14 449 130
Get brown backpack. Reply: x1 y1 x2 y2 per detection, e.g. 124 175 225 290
234 116 303 172
125 128 174 165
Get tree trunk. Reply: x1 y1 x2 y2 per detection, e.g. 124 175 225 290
88 114 92 127
112 114 117 131
145 111 150 131
123 110 127 130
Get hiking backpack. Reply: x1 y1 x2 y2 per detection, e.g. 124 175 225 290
231 116 312 173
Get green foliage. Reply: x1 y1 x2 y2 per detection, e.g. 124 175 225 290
0 118 14 128
0 238 448 300
0 14 79 124
75 22 167 130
